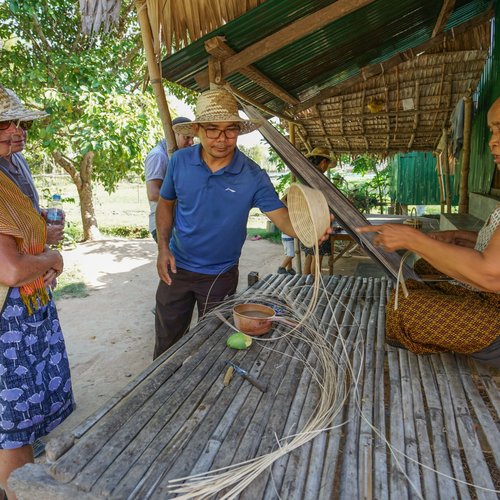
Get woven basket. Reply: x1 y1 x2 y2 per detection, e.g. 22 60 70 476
287 183 330 247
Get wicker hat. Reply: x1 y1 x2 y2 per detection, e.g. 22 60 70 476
306 147 332 161
173 89 261 136
0 85 48 122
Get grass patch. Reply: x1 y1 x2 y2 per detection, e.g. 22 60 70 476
247 227 281 244
52 268 88 300
100 225 150 239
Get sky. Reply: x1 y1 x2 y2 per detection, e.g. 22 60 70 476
168 93 266 147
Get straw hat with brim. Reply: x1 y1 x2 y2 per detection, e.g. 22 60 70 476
173 89 261 136
306 147 332 161
0 86 48 122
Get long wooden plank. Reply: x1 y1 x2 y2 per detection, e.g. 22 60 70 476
398 349 423 496
387 347 408 497
418 355 459 497
242 102 420 283
373 278 389 500
408 353 439 498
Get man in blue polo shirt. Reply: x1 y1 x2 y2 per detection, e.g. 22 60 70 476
153 88 329 358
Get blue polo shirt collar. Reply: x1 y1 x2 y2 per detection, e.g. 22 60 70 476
193 144 245 175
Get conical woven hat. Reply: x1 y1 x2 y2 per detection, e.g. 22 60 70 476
173 89 262 136
305 147 332 161
0 86 48 122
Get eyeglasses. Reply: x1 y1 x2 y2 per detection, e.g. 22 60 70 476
0 120 33 131
200 125 240 140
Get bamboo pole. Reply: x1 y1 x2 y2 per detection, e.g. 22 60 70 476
289 122 302 274
458 95 473 214
436 153 446 214
442 128 452 214
135 0 177 155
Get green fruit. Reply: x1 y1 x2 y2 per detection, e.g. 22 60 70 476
226 331 252 350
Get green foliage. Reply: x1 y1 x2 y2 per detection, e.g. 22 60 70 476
63 222 82 247
0 0 163 193
100 225 150 239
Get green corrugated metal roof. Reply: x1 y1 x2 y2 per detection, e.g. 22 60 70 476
162 0 492 115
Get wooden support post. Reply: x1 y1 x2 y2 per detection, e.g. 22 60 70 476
288 122 302 274
458 95 473 214
135 0 177 154
442 128 452 214
436 153 446 214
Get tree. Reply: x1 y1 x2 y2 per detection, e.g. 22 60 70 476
0 0 176 239
351 155 390 214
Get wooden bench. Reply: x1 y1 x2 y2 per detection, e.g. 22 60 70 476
11 274 500 499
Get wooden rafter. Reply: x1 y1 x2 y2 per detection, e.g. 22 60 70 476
313 105 333 150
204 36 299 106
292 9 492 114
432 0 457 38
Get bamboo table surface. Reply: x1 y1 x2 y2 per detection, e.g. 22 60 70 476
11 274 500 500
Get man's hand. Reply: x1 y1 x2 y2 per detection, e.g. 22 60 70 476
157 246 177 285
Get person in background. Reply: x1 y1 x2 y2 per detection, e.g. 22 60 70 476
144 117 194 242
358 96 500 367
0 85 74 500
154 88 332 358
277 231 296 275
301 147 334 275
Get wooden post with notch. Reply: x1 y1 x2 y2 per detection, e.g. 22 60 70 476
135 0 177 154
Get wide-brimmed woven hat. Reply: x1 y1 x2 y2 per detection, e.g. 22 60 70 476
173 89 261 136
306 147 332 161
0 85 48 122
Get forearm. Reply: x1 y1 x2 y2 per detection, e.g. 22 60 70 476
266 207 297 238
155 197 175 250
0 238 61 287
407 232 499 291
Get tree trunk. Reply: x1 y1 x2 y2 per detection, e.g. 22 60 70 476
51 150 101 241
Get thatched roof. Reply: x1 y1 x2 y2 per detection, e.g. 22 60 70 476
143 0 493 157
294 25 490 155
142 0 265 55
80 0 121 35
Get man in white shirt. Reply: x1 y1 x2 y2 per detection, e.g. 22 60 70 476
144 116 194 241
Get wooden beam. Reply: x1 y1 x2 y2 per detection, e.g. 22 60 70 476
432 0 457 38
292 9 492 114
221 0 377 78
458 94 473 214
205 36 299 106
